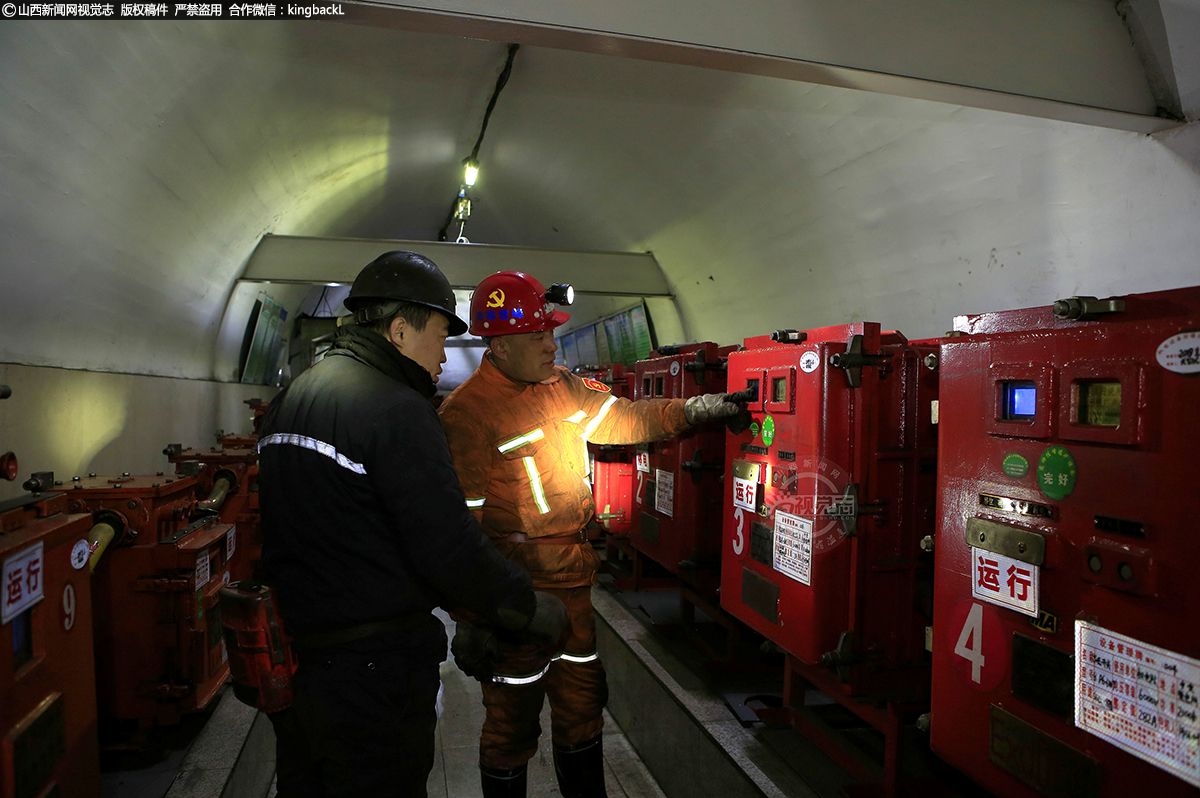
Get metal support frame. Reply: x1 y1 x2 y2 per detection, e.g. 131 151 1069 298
776 654 930 798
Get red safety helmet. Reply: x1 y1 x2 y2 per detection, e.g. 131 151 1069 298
468 271 573 336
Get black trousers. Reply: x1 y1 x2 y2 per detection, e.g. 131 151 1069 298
269 644 442 797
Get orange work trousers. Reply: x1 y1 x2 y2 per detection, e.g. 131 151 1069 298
479 585 607 770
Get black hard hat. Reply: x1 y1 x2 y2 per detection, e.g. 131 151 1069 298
345 251 468 336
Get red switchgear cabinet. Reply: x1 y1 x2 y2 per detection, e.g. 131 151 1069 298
585 365 640 537
633 343 737 591
719 324 938 697
63 475 235 727
930 287 1200 798
164 444 261 582
0 493 101 798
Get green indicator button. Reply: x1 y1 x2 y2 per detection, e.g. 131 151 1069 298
1037 446 1077 500
762 416 776 447
1002 453 1029 478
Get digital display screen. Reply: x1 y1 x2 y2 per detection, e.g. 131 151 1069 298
772 377 787 403
1003 381 1037 420
1079 381 1121 426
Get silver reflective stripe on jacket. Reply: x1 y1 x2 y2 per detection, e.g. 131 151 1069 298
258 433 367 475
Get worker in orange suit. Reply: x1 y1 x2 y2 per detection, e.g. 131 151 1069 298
438 271 743 798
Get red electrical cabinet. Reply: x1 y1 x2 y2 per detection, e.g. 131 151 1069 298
63 475 234 728
720 324 938 696
0 490 101 798
633 343 736 592
930 288 1200 798
588 365 640 537
164 443 261 582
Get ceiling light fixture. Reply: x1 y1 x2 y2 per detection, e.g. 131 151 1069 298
438 43 520 243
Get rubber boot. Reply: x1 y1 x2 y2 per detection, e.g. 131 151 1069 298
552 734 608 798
481 764 528 798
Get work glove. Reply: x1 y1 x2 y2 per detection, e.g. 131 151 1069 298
684 393 745 426
522 591 569 648
451 622 499 682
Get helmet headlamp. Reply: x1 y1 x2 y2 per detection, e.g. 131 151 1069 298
545 283 574 306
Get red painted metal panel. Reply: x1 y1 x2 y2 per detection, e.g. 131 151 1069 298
633 343 736 593
720 324 938 697
64 477 234 727
167 447 260 582
0 494 100 798
930 286 1200 797
586 365 641 537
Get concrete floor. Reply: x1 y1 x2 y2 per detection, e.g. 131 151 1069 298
113 608 666 798
426 664 665 798
263 620 668 798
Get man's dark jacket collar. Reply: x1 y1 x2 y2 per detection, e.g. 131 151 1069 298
328 325 436 399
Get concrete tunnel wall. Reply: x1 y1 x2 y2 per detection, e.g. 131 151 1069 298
1 21 1199 500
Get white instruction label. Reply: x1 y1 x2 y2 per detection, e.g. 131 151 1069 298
969 547 1038 617
654 469 674 518
226 525 237 559
772 511 812 585
635 452 650 473
1075 621 1200 788
194 553 210 590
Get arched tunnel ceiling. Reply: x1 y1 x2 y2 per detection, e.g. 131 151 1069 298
2 19 1199 382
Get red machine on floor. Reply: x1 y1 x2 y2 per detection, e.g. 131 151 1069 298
633 342 736 593
719 324 938 793
0 387 102 798
163 441 260 582
62 473 236 729
930 288 1200 798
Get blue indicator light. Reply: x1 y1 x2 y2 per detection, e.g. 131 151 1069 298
1004 382 1037 419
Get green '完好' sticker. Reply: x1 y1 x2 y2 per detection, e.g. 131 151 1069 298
750 422 760 438
1002 453 1029 478
762 416 775 447
1037 446 1076 500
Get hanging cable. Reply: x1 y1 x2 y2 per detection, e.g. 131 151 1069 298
438 43 520 242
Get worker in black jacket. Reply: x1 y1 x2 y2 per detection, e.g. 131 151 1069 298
258 251 566 798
